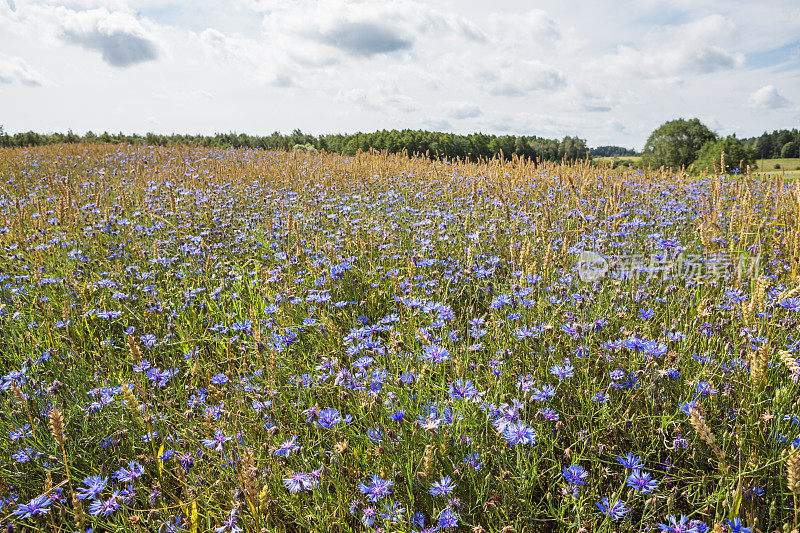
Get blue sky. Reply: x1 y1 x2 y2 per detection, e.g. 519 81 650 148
0 0 798 148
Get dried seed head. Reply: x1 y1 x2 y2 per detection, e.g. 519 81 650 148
787 446 800 493
49 408 65 445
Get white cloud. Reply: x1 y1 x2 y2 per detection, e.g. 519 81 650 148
0 53 45 85
748 85 791 109
445 102 482 120
488 9 560 46
56 7 160 67
338 84 420 114
479 60 566 96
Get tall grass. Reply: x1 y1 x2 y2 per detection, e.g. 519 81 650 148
0 144 799 532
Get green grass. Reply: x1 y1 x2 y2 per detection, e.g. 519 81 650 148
0 144 798 533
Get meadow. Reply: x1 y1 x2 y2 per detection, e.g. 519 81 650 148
1 144 800 533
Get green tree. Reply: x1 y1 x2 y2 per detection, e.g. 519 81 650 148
692 135 755 174
780 141 798 159
641 118 717 169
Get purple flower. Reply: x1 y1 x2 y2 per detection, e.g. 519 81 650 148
596 497 629 520
501 422 536 446
203 430 232 452
627 469 658 493
429 475 455 497
13 494 52 519
113 461 144 483
358 474 394 502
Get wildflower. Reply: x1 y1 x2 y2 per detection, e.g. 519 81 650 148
361 506 376 527
501 422 536 446
13 494 52 519
88 492 121 517
140 334 157 348
627 470 658 493
562 464 588 486
215 508 243 533
596 497 629 520
317 408 342 428
438 507 459 529
210 373 229 386
381 501 405 522
113 461 145 483
77 474 107 500
283 472 313 493
464 453 482 471
658 515 698 533
429 475 455 497
358 474 394 502
616 452 643 470
550 360 575 380
203 430 232 452
724 518 751 533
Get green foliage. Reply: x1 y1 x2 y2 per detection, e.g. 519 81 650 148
0 128 589 162
742 128 800 158
589 145 638 157
780 141 798 159
641 118 717 169
692 135 755 174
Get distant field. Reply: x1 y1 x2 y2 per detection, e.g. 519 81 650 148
594 156 641 163
595 156 800 177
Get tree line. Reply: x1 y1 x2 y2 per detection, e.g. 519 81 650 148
0 126 595 162
741 129 800 159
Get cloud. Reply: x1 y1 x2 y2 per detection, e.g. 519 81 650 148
445 102 482 120
310 20 412 57
480 60 566 96
260 0 486 63
748 85 791 109
488 9 560 46
56 8 160 67
198 28 294 86
588 15 744 80
0 53 45 86
338 84 420 114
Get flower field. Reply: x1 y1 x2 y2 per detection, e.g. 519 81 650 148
1 144 799 532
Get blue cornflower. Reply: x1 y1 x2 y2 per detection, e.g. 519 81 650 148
317 408 342 428
550 361 575 380
77 474 108 500
215 508 243 533
203 430 232 452
627 469 658 493
501 422 536 446
438 507 459 529
358 474 394 502
448 379 480 401
140 334 157 348
210 373 229 386
429 475 455 497
658 515 698 533
282 472 313 493
562 464 588 486
596 497 630 520
381 501 405 522
361 506 376 527
274 435 300 457
12 494 52 519
113 461 144 483
88 492 121 517
464 453 482 471
423 344 450 364
724 518 751 533
617 452 643 470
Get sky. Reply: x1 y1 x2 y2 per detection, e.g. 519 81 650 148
0 0 799 149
